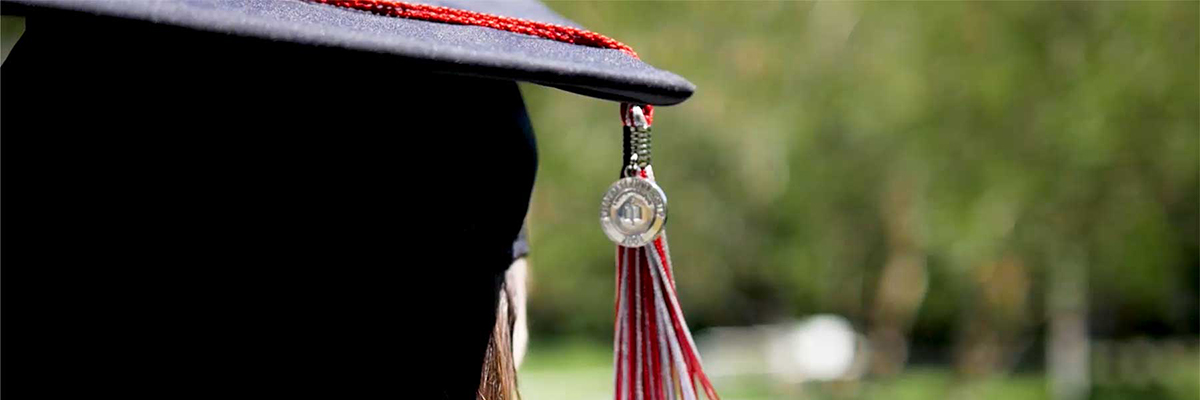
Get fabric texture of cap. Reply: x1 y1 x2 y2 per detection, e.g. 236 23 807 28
1 0 696 105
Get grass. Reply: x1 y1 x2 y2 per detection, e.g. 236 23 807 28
519 339 1198 400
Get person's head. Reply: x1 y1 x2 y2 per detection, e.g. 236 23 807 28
2 1 690 398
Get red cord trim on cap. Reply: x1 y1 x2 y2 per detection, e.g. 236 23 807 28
312 0 638 57
310 0 654 124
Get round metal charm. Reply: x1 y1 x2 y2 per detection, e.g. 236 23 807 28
600 177 667 247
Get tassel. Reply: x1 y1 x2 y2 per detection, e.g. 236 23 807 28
613 168 719 400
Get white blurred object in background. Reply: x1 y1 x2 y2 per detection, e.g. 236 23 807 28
698 314 869 384
783 315 859 381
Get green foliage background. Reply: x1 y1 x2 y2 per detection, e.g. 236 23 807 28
517 2 1196 398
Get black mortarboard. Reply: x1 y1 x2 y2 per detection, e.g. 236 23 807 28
3 0 694 104
1 0 693 398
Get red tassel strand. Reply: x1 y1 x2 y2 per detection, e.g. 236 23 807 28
613 167 719 400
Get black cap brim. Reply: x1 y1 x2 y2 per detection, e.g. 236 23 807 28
2 0 696 105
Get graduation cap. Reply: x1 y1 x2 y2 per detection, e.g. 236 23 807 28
1 1 713 398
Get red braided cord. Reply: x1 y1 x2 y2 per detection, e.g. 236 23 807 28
310 0 654 124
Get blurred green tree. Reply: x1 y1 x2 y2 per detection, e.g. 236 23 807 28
521 3 1197 390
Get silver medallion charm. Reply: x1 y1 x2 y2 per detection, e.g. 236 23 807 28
600 176 667 247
